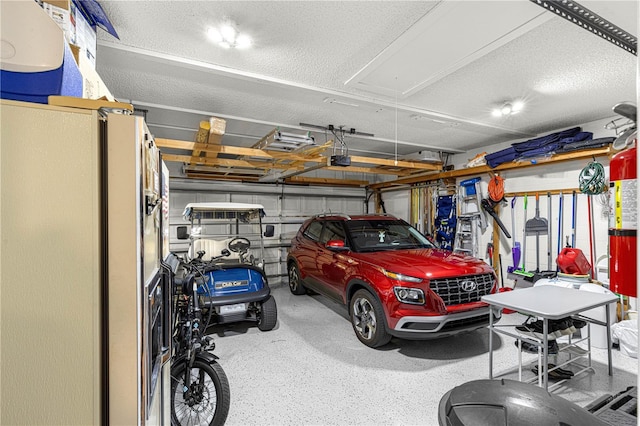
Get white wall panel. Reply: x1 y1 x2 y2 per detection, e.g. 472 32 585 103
379 191 410 220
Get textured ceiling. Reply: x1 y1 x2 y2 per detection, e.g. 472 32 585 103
95 0 638 166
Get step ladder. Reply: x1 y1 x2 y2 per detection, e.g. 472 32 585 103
453 177 486 257
453 213 482 257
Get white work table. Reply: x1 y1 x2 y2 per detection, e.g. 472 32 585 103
482 285 617 390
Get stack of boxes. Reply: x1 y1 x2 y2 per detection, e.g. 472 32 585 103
36 0 116 100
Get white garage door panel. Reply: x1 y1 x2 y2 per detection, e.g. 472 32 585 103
168 186 366 282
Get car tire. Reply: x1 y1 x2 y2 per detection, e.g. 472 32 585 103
257 295 277 331
288 263 307 295
350 289 392 348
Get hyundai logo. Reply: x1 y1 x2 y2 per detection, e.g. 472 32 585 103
460 280 477 292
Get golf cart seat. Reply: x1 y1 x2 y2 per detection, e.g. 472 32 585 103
193 238 240 261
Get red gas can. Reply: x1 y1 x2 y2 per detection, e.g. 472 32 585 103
556 247 591 275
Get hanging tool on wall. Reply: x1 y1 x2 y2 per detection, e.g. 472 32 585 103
547 192 552 271
486 242 494 268
579 157 607 278
525 193 548 273
481 174 511 239
508 196 521 273
556 192 563 271
513 194 535 278
481 199 511 239
570 191 577 248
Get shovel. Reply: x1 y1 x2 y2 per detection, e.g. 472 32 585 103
525 193 548 272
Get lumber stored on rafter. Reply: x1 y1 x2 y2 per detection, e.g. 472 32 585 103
191 117 226 158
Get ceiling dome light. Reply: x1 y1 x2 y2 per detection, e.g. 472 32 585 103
220 24 237 42
235 34 252 49
207 28 223 43
493 100 525 117
512 100 524 113
208 20 252 49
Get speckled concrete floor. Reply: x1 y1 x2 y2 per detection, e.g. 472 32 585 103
207 282 638 426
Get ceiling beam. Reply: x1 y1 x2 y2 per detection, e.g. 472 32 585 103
325 165 411 176
349 155 440 170
162 153 304 171
185 172 261 182
285 176 369 187
156 138 322 162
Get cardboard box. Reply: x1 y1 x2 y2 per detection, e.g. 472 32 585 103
39 0 97 68
70 44 114 100
39 0 74 44
74 8 97 68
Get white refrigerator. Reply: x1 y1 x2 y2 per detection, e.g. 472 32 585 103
0 99 170 425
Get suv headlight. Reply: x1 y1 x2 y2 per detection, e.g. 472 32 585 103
383 270 423 283
394 287 425 305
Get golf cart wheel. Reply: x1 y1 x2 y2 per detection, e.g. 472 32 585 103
257 295 277 331
350 289 391 348
287 263 306 295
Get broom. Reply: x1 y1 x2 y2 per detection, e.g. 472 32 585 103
513 194 535 278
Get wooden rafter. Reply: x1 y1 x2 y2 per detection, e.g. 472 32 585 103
285 176 369 187
162 153 304 171
325 165 412 176
156 138 324 162
156 136 446 183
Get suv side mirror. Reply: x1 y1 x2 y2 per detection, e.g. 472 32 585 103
177 226 189 240
326 239 349 252
263 224 275 238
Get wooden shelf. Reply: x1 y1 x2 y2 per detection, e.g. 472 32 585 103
369 146 612 190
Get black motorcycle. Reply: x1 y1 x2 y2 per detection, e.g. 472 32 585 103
164 252 231 426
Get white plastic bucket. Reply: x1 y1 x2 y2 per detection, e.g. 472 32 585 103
579 283 617 349
533 278 576 289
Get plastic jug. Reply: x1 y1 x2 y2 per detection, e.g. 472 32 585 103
556 247 591 275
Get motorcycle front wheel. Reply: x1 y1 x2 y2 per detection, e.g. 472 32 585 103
171 359 230 426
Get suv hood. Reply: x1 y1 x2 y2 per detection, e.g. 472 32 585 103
354 248 493 279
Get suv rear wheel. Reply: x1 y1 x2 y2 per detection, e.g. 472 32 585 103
350 289 391 348
288 263 306 295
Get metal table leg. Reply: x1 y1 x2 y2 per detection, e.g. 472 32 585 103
543 318 548 390
606 305 613 376
489 307 494 379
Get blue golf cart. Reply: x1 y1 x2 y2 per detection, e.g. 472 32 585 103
178 202 277 331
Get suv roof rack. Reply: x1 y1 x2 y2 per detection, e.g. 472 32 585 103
314 212 352 219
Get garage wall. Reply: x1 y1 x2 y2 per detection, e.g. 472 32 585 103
168 180 367 282
376 117 627 294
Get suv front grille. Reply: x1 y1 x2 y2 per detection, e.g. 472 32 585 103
429 273 495 306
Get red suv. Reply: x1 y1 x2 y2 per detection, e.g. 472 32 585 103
287 213 499 347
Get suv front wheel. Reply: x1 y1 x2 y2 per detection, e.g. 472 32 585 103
350 289 391 348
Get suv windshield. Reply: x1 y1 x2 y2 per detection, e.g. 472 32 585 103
345 219 435 252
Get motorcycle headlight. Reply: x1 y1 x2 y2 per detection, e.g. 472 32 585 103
393 287 425 305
